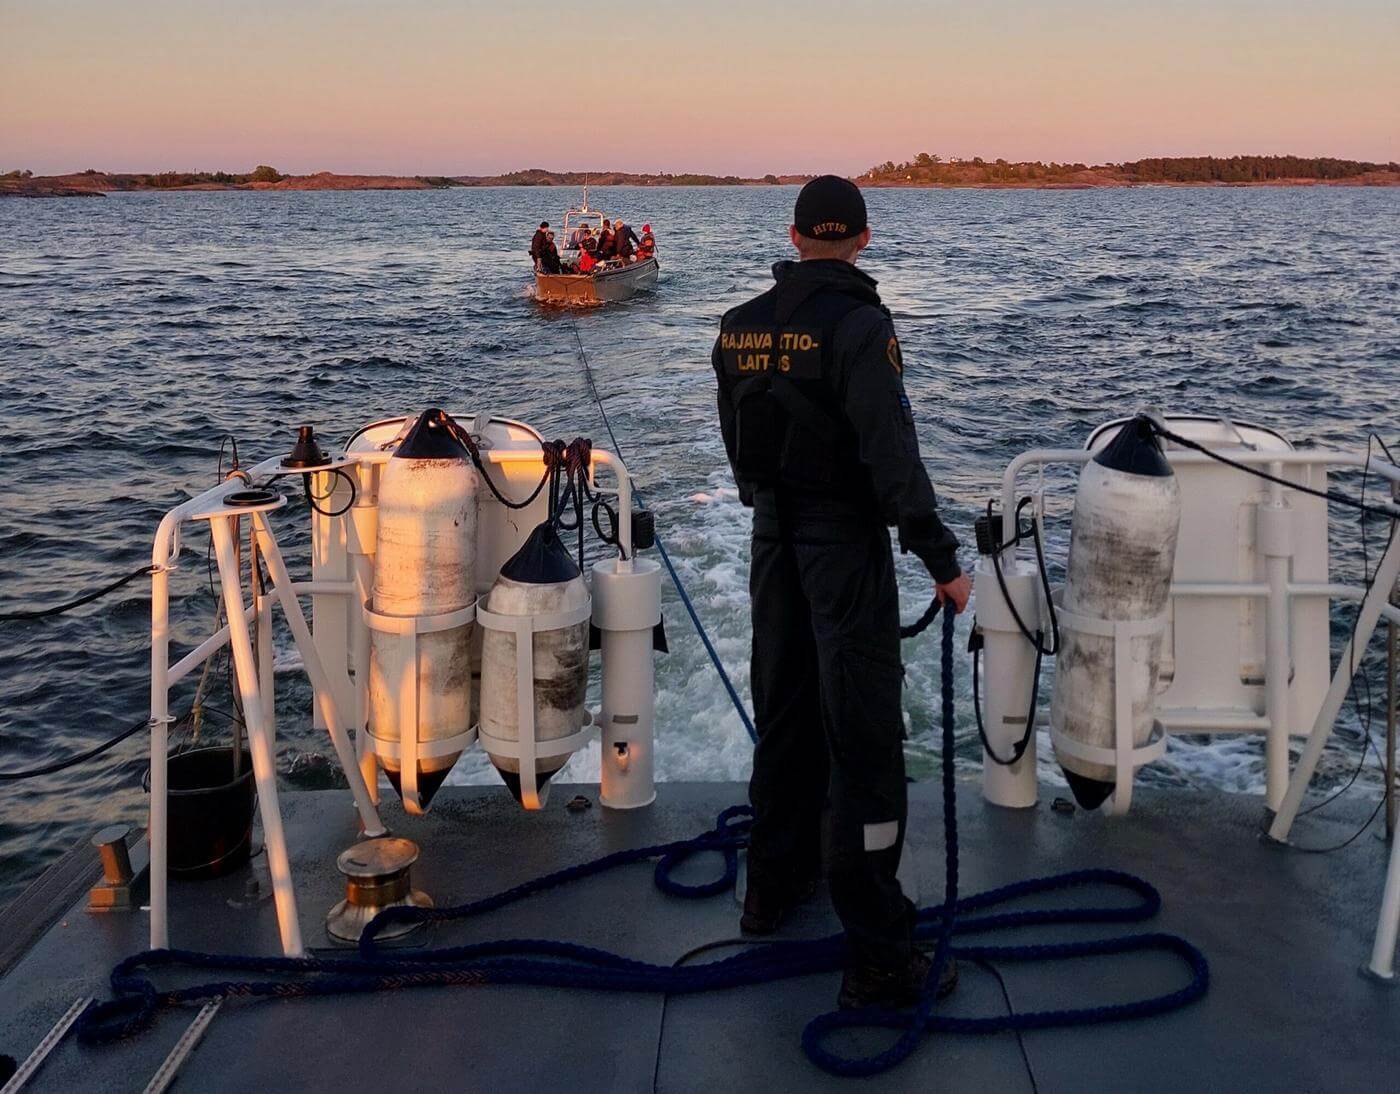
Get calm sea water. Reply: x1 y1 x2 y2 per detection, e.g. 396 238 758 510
1 185 1397 902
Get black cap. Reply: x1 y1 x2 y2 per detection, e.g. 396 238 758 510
794 175 867 241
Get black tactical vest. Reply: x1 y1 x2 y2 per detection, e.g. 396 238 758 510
717 288 872 500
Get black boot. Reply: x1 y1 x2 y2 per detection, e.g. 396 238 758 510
740 872 820 935
837 950 959 1010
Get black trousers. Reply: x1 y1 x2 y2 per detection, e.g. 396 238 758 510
747 492 914 969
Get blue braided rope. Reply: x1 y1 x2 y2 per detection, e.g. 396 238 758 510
651 535 757 743
76 612 1210 1077
801 604 960 1075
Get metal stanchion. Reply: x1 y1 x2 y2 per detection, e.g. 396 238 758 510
1386 583 1397 842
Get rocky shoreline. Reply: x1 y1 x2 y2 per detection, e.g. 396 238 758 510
5 166 1398 198
0 171 459 198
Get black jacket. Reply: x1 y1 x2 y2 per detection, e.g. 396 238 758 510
712 259 960 581
539 241 562 274
529 229 548 261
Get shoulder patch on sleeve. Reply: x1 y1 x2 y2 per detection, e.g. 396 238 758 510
886 336 903 374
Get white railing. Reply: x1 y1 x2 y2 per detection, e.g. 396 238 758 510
997 439 1400 978
1000 444 1400 806
147 444 634 955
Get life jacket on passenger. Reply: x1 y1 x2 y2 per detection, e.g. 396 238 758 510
716 286 873 503
637 230 655 260
578 239 599 273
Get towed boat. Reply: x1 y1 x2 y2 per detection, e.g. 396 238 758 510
533 189 659 305
535 256 659 305
1 408 1399 1092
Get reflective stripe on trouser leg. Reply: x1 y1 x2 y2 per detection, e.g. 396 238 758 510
863 820 900 852
792 521 912 968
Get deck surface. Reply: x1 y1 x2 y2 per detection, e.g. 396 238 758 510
0 780 1396 1093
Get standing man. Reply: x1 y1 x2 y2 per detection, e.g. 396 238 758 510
711 175 971 1010
529 221 550 268
539 230 562 274
614 218 640 260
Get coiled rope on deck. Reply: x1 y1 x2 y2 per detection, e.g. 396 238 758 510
76 605 1209 1077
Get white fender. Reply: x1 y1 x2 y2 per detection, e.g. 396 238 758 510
974 549 1043 809
366 409 478 813
478 522 591 808
1050 418 1181 809
592 557 662 810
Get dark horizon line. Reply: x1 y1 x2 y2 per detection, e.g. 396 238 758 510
10 151 1400 180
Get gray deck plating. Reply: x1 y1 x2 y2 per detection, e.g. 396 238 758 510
0 781 1394 1093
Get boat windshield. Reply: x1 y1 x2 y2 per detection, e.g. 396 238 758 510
560 209 603 250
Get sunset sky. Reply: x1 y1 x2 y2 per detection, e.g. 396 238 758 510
2 0 1396 176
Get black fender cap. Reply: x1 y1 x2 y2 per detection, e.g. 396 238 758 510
500 520 581 584
395 408 469 461
1092 415 1172 477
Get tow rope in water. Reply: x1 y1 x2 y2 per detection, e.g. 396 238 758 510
76 606 1209 1077
567 317 758 742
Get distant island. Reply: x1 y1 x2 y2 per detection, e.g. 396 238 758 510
857 154 1400 188
0 166 459 198
4 155 1398 198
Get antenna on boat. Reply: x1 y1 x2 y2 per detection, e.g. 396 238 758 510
582 175 590 212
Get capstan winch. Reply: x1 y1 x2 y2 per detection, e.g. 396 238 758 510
325 836 432 942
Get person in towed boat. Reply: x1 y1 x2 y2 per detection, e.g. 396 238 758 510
529 221 550 269
577 233 601 273
614 218 640 261
711 175 970 1012
539 230 562 275
637 224 656 260
596 219 617 259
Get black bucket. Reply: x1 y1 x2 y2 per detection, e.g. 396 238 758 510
145 746 256 879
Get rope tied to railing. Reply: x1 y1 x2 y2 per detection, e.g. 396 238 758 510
0 564 155 624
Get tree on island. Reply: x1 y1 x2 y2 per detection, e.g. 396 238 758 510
250 165 283 183
861 153 1396 186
